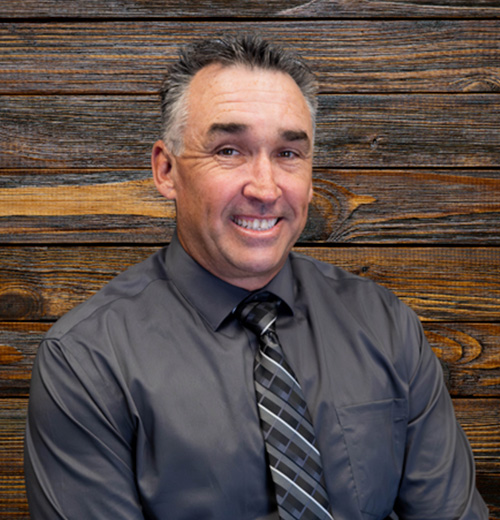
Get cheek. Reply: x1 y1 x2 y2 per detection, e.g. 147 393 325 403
188 188 235 225
175 172 212 210
288 179 313 210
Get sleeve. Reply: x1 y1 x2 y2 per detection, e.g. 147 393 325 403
24 338 145 519
393 305 489 519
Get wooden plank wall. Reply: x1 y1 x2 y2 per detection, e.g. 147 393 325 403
1 1 499 517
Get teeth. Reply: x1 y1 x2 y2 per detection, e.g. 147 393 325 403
233 217 278 231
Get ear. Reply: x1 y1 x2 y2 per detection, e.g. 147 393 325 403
152 140 177 200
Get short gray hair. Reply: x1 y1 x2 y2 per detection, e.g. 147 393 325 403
160 34 318 154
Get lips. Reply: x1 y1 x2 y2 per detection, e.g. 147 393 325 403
232 216 279 231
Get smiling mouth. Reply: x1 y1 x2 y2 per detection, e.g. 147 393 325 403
232 217 279 231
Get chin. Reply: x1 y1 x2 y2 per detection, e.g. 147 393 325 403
236 256 285 280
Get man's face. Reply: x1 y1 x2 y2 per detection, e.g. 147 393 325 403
152 63 314 290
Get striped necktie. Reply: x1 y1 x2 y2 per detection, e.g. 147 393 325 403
235 292 333 520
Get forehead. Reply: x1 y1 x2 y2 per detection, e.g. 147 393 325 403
183 63 312 136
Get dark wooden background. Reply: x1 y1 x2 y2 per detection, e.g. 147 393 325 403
1 1 499 517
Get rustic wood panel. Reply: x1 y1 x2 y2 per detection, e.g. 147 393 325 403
0 399 27 518
0 246 498 322
0 170 174 244
317 94 500 168
0 96 155 169
453 399 500 519
1 95 499 169
1 398 497 519
481 475 500 520
453 399 500 475
2 168 499 245
306 246 500 322
1 3 498 516
424 323 500 397
1 21 499 94
0 322 49 397
309 169 500 244
1 321 498 397
1 0 500 19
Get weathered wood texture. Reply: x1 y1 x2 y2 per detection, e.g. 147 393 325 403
1 94 499 169
1 399 498 519
1 0 500 18
1 22 499 94
1 246 499 322
2 169 499 244
454 399 500 519
0 6 498 519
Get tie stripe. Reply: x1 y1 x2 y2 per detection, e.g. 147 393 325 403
258 347 298 388
256 384 317 444
235 292 333 520
266 445 330 506
271 466 333 517
257 405 320 461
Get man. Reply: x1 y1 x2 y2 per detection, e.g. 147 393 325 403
25 35 488 519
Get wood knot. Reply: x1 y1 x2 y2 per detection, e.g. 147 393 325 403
453 73 500 92
304 178 376 241
0 286 43 320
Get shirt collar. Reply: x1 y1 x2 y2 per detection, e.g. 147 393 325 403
165 232 295 330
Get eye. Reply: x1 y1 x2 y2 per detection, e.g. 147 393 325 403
278 150 298 159
217 147 239 156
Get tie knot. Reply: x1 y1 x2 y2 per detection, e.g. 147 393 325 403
234 291 281 337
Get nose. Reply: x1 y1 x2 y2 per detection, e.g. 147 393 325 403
242 153 282 203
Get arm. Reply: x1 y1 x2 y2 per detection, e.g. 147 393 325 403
394 307 488 519
24 338 145 519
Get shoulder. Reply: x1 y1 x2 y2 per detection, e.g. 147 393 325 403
46 246 170 341
288 251 423 353
289 250 396 304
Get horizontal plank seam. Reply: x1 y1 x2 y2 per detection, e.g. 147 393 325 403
1 167 499 173
2 93 499 98
2 243 500 249
1 15 499 23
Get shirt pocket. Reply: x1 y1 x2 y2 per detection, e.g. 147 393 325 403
336 398 407 518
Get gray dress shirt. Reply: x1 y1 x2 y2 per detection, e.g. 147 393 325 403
24 233 488 519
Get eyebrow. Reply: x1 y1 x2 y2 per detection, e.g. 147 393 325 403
280 129 310 144
207 123 311 150
208 123 248 136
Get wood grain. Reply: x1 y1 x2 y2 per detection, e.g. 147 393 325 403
1 398 497 519
1 0 499 517
309 169 500 244
316 94 500 168
424 323 500 397
1 0 500 19
1 21 499 94
1 321 498 397
0 399 28 518
0 322 50 396
0 170 175 244
303 246 500 322
2 169 499 245
453 399 500 518
1 95 499 169
0 246 498 322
